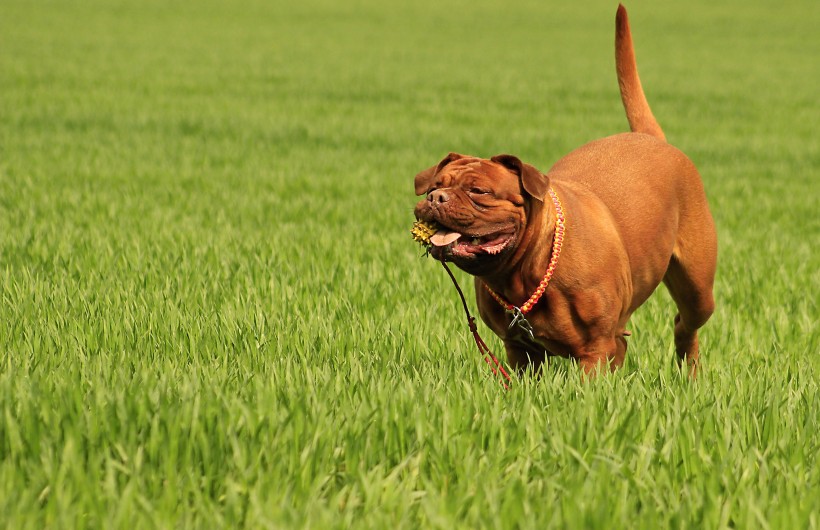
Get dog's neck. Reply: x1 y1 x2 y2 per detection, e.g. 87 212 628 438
479 195 558 306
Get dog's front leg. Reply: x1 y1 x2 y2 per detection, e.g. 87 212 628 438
504 340 546 376
575 335 627 376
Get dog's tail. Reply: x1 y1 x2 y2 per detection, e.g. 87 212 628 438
615 4 666 142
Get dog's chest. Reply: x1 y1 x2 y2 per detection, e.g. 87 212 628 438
503 320 568 358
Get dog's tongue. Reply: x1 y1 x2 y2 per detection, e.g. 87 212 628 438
430 230 462 247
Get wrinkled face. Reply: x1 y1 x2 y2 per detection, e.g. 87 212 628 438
413 153 547 275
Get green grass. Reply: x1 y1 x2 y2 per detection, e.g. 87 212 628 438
1 0 819 528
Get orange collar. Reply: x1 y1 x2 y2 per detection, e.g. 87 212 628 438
483 187 566 315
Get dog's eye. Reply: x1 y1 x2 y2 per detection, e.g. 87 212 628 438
469 188 491 195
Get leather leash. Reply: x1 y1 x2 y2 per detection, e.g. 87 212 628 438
439 260 513 390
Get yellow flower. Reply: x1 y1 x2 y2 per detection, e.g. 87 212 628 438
411 220 439 247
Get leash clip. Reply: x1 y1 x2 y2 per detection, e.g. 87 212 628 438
507 306 535 341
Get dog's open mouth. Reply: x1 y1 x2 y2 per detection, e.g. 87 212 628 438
430 228 514 257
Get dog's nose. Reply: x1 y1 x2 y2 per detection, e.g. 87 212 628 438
428 189 450 204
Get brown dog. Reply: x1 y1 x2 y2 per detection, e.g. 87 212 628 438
413 5 717 375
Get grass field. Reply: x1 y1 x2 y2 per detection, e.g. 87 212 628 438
1 0 819 528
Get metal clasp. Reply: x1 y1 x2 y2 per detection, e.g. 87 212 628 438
507 306 535 341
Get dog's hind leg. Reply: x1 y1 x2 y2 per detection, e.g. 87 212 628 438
662 248 716 377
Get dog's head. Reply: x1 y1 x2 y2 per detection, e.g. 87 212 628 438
413 152 549 275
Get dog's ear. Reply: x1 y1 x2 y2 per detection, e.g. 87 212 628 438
490 154 549 202
414 152 464 195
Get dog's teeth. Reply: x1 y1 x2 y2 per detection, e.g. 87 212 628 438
472 238 481 245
